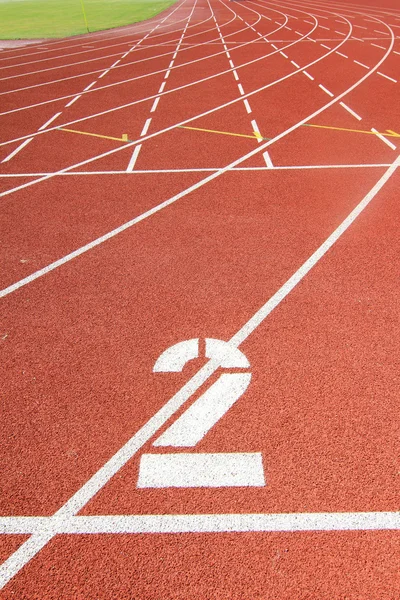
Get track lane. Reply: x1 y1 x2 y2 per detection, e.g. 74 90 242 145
1 0 399 595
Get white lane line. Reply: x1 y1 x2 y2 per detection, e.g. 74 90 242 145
371 43 385 49
111 59 120 67
371 128 397 150
280 51 288 58
226 51 231 58
319 25 330 30
354 25 367 29
1 138 33 163
374 29 387 35
1 164 392 176
158 81 166 93
84 81 96 91
335 30 345 36
339 101 362 120
303 70 314 80
271 43 278 50
1 512 398 533
251 119 262 142
229 59 234 68
307 37 316 43
0 15 385 201
150 96 160 113
233 69 239 80
164 69 171 79
318 84 334 97
321 43 331 49
393 50 400 55
295 31 302 36
351 36 364 42
98 69 110 79
140 118 152 137
377 71 397 82
291 60 300 68
228 155 400 347
238 83 245 95
263 150 273 168
126 144 142 172
336 51 348 58
168 60 174 69
354 59 370 69
243 98 252 113
65 95 81 107
38 112 62 130
137 453 266 488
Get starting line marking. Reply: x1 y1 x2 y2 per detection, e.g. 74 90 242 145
0 512 399 534
179 125 269 140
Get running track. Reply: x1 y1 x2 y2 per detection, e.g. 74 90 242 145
0 0 399 597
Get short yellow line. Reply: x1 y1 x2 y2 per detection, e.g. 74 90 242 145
59 127 129 143
179 125 266 140
386 129 400 137
304 123 400 138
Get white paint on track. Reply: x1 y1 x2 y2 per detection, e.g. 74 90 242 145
1 153 399 587
1 138 33 163
1 512 398 534
339 101 362 120
137 452 265 488
126 144 142 172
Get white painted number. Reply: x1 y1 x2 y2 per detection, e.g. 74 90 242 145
137 339 266 488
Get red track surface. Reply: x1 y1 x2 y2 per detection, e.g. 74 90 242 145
1 0 399 597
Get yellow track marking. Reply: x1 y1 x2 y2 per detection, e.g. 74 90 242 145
58 128 130 143
304 123 400 138
179 125 267 140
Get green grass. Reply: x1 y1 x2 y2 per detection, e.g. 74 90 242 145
0 0 177 39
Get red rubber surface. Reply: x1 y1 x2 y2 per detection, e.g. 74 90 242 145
1 0 400 597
